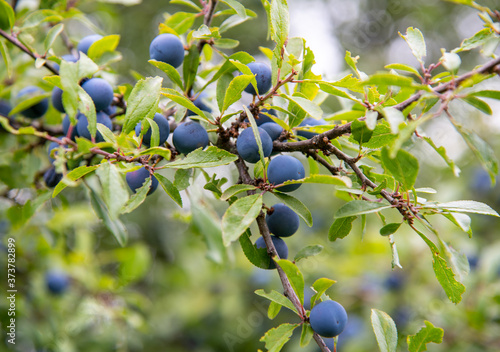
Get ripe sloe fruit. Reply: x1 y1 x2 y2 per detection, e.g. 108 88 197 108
81 78 114 111
135 113 170 147
266 203 299 237
150 34 185 68
126 167 159 195
77 34 103 55
236 127 273 163
172 120 209 154
267 155 305 192
255 235 288 270
309 300 348 338
0 100 11 117
44 167 63 188
76 111 113 142
17 86 49 119
51 87 65 113
297 117 327 139
244 62 272 95
45 270 70 294
260 122 283 141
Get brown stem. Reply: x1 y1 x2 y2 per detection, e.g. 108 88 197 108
0 28 59 75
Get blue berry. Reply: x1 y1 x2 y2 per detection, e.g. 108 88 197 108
236 127 273 163
309 300 348 338
149 34 185 68
255 235 288 270
266 203 299 237
267 155 305 192
172 120 209 154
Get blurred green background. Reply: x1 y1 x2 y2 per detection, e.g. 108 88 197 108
1 0 500 351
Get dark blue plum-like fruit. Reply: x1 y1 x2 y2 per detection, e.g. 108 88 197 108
255 235 289 270
76 111 113 142
149 33 185 68
384 272 405 291
266 203 299 237
126 167 159 195
172 120 209 154
102 104 117 116
44 167 63 188
62 114 81 141
0 99 11 117
297 117 327 139
236 127 273 163
51 87 65 113
135 113 170 147
244 62 272 95
309 300 348 338
17 86 49 119
260 122 283 141
77 34 103 55
81 78 114 111
45 270 70 294
267 155 305 192
245 108 277 126
47 137 64 163
187 92 212 116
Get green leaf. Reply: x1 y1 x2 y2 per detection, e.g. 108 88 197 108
148 60 183 88
221 0 247 18
294 245 323 262
454 28 495 53
276 259 304 304
371 309 398 352
165 12 196 35
123 77 163 134
310 278 336 308
453 124 498 183
317 82 360 102
381 147 419 190
412 226 466 303
239 229 270 269
144 117 160 147
183 45 200 91
422 200 499 217
382 107 405 134
385 63 422 78
216 73 233 111
407 321 444 352
422 137 460 177
222 194 263 246
169 0 202 11
154 173 182 207
0 0 15 30
269 0 289 51
191 203 226 264
300 324 314 347
335 200 392 218
139 147 172 160
328 216 357 241
88 186 128 246
121 178 151 214
223 74 254 111
380 223 402 236
88 35 120 60
470 90 500 100
96 163 129 220
221 184 257 201
165 146 238 169
44 23 64 53
162 88 208 120
355 121 397 149
362 74 417 88
52 165 100 197
400 27 426 63
462 96 492 115
443 213 472 237
268 301 282 320
279 94 323 119
96 123 116 144
272 192 313 227
352 119 373 144
255 289 298 314
0 40 12 78
260 323 299 352
214 38 240 49
281 174 352 187
244 105 268 165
